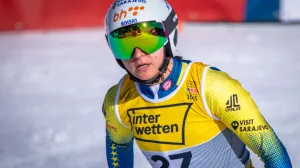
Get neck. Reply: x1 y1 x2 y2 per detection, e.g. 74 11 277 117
148 58 174 86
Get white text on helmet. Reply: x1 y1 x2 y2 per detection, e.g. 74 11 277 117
114 0 147 9
121 19 138 27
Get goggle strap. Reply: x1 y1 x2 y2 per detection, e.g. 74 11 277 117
159 54 170 73
163 8 178 36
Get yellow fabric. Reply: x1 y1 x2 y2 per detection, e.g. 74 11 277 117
176 62 187 85
115 62 226 152
103 61 291 167
103 84 134 144
248 160 254 168
204 68 276 162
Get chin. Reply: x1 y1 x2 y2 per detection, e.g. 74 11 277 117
135 73 155 81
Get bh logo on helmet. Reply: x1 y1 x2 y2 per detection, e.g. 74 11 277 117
113 6 145 22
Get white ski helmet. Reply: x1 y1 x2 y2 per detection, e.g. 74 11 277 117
105 0 179 63
104 0 179 84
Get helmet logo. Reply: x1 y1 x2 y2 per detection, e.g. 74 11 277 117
164 0 170 10
112 0 147 9
113 6 145 22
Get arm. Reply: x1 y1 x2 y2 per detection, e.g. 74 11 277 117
103 85 135 168
203 67 292 168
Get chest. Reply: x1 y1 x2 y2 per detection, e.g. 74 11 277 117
118 87 225 152
116 68 226 151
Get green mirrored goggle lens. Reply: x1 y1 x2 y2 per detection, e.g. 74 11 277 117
108 21 168 60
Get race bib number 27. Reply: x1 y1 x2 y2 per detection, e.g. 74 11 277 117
151 151 192 168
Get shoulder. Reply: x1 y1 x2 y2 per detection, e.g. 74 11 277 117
202 66 247 104
184 61 218 80
187 60 210 72
201 66 246 118
104 75 129 100
178 59 208 76
103 84 118 108
203 66 240 88
182 59 233 82
103 77 134 143
105 84 119 99
103 75 128 113
189 60 208 68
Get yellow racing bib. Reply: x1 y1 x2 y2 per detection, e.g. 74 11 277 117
115 62 226 152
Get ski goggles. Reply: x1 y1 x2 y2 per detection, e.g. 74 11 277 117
107 21 168 60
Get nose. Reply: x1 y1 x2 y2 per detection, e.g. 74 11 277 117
131 48 146 60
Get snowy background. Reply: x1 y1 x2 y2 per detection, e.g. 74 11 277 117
0 23 299 168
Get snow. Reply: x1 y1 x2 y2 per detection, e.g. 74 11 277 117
0 23 299 167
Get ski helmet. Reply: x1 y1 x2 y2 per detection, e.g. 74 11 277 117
105 0 179 84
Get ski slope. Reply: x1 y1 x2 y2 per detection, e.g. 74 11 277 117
0 24 299 168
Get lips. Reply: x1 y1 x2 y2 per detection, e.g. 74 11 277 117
136 63 150 70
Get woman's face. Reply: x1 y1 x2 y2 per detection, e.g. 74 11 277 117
121 47 164 81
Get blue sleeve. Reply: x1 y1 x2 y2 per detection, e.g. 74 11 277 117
260 132 292 168
103 84 135 168
106 130 134 168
